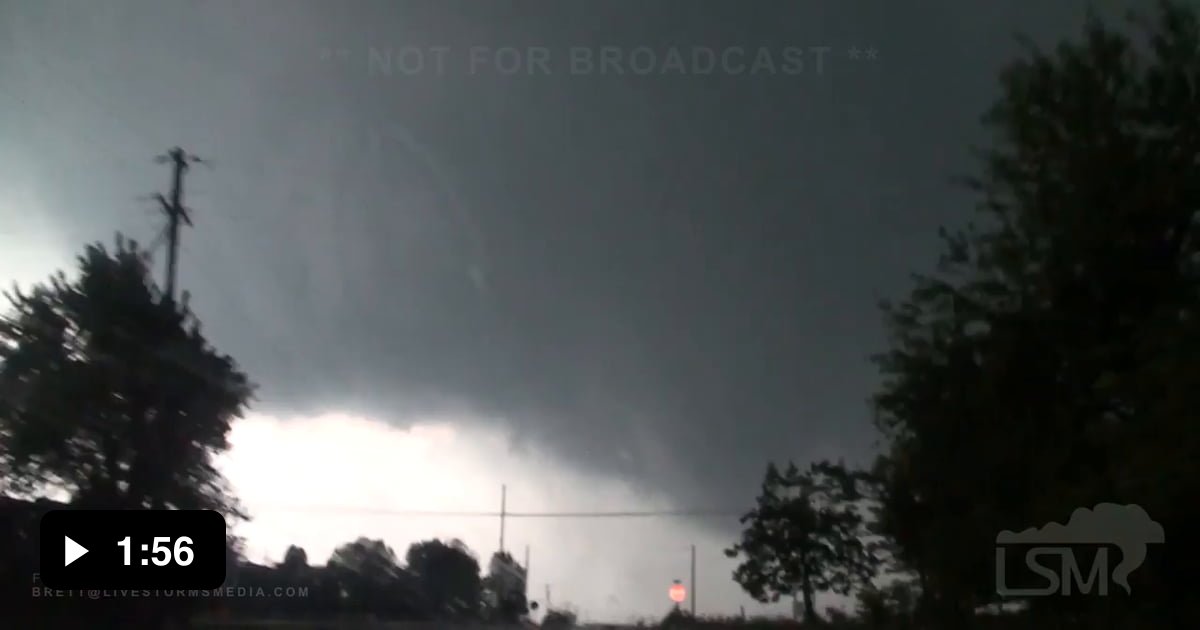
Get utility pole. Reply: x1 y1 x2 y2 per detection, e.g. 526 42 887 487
498 484 507 554
523 545 530 599
153 147 205 301
690 544 696 616
545 584 551 609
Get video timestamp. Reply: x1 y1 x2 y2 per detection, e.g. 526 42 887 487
39 509 226 590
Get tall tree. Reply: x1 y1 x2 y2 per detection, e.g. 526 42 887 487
0 236 252 516
726 460 878 623
871 1 1200 625
280 544 309 575
405 538 483 619
327 537 416 616
483 550 529 622
278 544 314 598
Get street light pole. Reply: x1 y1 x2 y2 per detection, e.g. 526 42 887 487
690 544 696 616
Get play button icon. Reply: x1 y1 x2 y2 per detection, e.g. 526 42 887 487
64 536 88 567
41 509 227 589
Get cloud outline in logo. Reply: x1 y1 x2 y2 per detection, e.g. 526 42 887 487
996 503 1164 594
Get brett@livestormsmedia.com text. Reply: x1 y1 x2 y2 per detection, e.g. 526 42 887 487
31 574 308 600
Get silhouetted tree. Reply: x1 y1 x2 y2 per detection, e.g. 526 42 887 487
0 236 253 516
224 535 247 586
405 538 483 619
855 580 919 629
726 460 878 624
281 544 308 572
327 537 410 615
871 1 1200 626
660 607 695 629
482 550 529 622
0 237 252 629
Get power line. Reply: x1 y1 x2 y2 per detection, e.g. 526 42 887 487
251 506 748 519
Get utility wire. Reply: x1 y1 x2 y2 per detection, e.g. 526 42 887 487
253 506 748 519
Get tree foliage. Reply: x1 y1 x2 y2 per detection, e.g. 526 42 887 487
327 537 425 616
854 580 919 628
726 460 879 623
0 236 252 515
870 1 1200 625
483 550 529 622
405 538 483 618
280 544 308 574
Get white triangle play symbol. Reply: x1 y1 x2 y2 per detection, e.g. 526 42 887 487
64 536 88 567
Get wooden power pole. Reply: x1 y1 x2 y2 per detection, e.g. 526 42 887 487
153 147 206 301
499 484 507 554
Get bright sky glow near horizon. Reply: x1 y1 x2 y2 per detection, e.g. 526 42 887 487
218 413 828 623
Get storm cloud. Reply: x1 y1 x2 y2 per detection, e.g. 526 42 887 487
2 0 1116 549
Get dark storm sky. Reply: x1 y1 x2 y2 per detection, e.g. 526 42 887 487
2 0 1115 516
